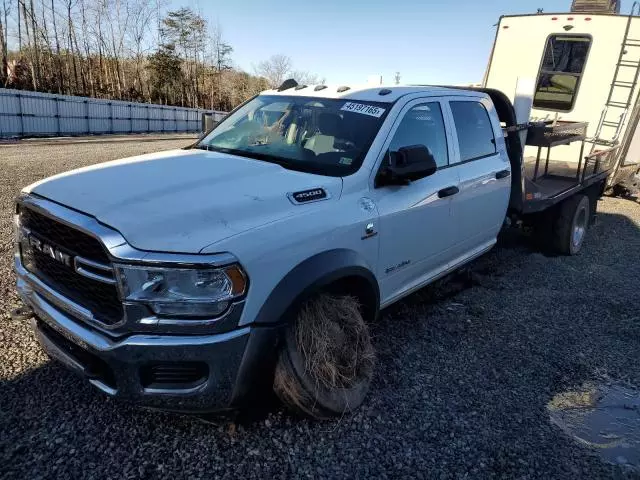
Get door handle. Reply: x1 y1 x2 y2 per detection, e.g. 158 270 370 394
495 169 511 179
438 186 459 198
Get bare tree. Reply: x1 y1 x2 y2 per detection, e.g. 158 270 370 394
0 0 322 112
291 70 325 86
255 54 292 88
127 0 157 100
28 0 41 85
256 55 323 88
16 0 21 49
48 0 63 92
0 0 8 85
78 0 94 95
19 0 37 89
103 0 129 98
209 23 232 108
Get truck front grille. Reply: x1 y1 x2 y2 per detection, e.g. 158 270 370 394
20 206 124 325
20 207 110 263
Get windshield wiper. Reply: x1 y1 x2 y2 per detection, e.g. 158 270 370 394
213 146 295 167
196 144 232 153
194 144 304 171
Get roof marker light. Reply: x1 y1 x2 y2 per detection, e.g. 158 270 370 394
585 17 592 21
551 16 558 20
567 16 574 20
503 25 509 29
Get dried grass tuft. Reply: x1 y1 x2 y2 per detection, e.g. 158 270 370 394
295 294 375 390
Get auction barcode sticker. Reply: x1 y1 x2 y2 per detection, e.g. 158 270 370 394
340 102 386 118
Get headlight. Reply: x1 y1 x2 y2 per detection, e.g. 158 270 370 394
115 264 246 317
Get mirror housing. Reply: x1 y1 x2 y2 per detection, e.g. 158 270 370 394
377 145 438 186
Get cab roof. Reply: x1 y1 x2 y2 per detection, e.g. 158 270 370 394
260 84 481 103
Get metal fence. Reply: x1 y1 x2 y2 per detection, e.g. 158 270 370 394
0 88 227 138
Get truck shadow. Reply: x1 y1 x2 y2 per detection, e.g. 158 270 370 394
1 207 639 475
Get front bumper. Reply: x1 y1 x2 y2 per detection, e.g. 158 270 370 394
16 269 279 413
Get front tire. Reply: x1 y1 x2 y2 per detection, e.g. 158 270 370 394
273 293 375 419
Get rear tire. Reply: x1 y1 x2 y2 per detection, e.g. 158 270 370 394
552 194 590 255
273 293 375 419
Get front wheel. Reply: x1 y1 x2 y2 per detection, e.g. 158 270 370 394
273 293 375 419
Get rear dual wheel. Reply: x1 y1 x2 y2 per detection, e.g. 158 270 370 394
273 293 375 419
552 194 590 255
534 193 591 255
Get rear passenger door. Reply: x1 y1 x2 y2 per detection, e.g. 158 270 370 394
446 98 511 258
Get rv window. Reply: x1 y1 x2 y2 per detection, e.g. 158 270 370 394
533 35 591 112
450 101 496 162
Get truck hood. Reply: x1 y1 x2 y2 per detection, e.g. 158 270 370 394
26 149 342 253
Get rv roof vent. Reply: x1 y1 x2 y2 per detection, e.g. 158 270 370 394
570 0 620 14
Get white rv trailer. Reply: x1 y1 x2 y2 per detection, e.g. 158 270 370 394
483 0 640 193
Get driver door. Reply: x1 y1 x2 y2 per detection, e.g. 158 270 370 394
370 99 460 306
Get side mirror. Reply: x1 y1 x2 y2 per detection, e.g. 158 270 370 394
377 145 438 186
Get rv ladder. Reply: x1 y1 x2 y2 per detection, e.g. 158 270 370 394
591 1 640 151
618 60 640 67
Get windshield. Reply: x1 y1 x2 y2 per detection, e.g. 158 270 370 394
197 95 390 176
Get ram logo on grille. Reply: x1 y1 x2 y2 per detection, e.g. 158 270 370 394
27 234 73 267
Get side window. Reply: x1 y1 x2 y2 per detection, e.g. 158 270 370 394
533 35 591 112
388 102 448 167
450 101 496 162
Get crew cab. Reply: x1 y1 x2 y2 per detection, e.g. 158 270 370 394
13 84 605 418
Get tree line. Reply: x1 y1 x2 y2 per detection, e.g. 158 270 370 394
0 1 323 111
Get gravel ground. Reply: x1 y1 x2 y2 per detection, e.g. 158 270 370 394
1 137 640 479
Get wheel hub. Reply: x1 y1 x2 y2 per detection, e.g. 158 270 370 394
572 208 587 248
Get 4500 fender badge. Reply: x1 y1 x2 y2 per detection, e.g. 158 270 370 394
287 188 329 204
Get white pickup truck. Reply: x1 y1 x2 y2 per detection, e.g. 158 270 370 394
14 84 608 418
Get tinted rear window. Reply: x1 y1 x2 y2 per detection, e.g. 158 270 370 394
450 101 496 162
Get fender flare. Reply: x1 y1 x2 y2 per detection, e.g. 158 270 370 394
252 249 380 326
230 249 379 408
